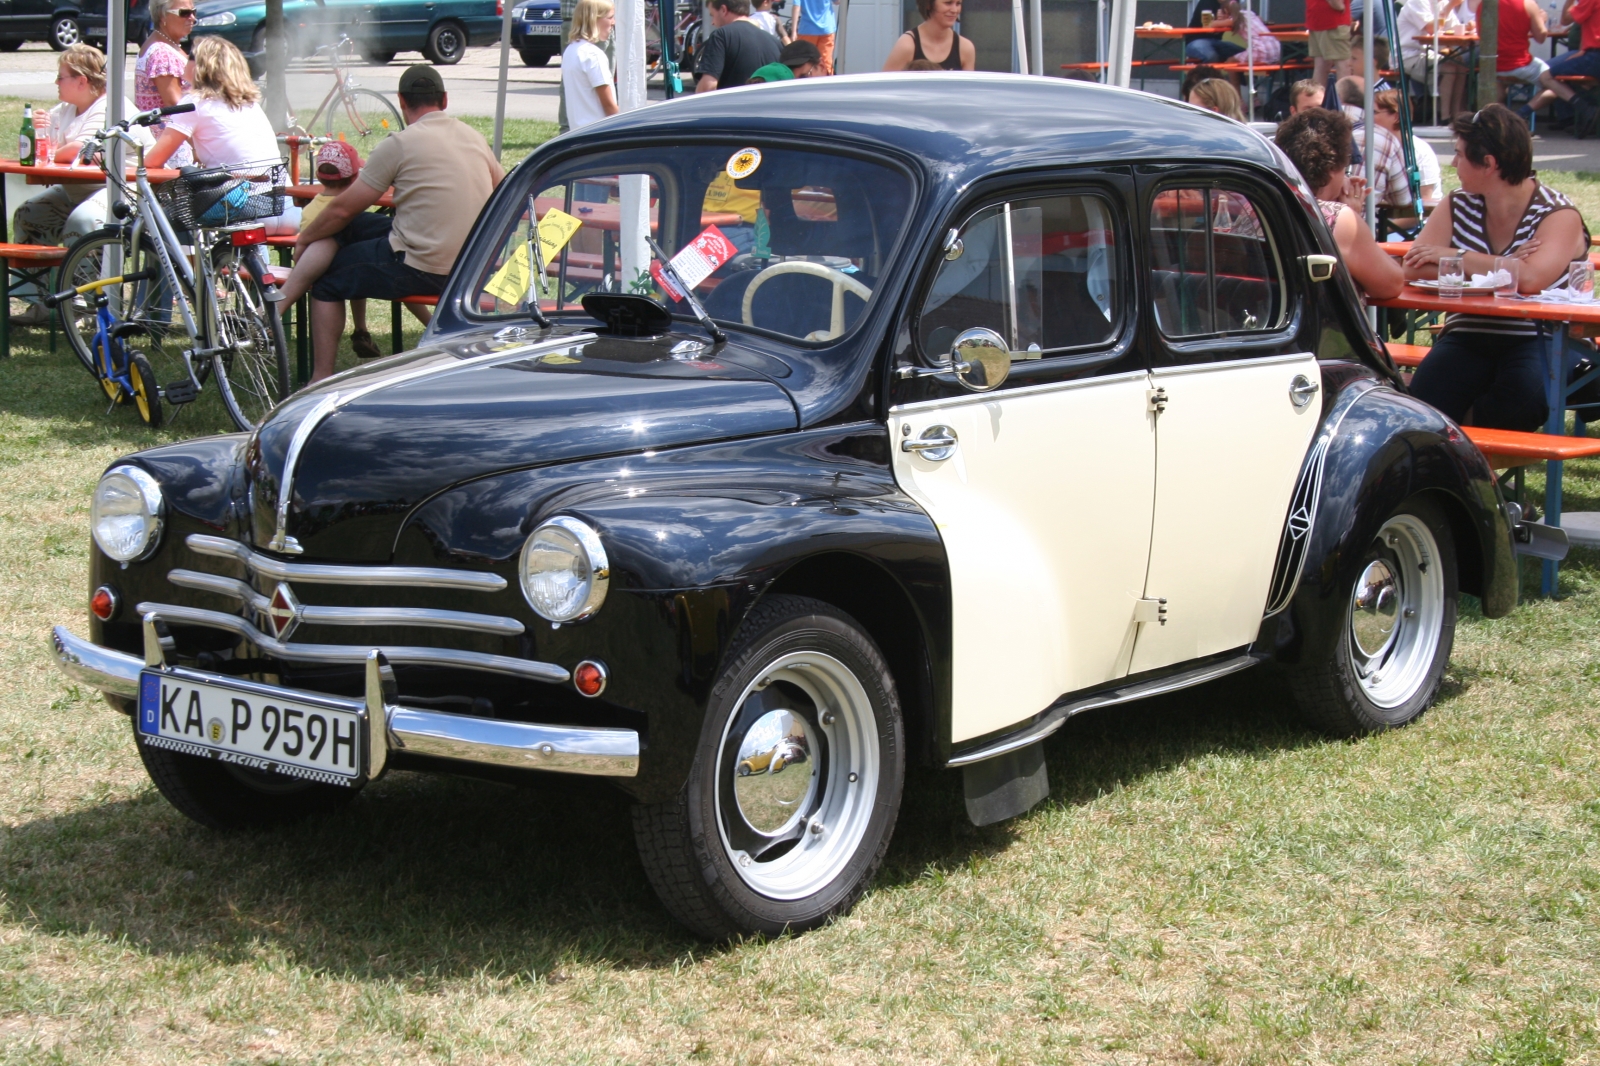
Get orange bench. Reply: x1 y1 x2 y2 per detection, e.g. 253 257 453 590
1386 341 1429 369
0 242 67 359
1462 425 1600 470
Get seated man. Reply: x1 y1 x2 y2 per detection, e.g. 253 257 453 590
277 141 382 361
1337 76 1416 218
294 64 504 382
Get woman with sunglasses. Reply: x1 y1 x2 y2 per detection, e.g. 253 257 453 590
135 0 196 167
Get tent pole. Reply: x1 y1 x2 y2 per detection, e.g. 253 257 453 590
1108 0 1137 86
492 0 514 159
1030 0 1043 75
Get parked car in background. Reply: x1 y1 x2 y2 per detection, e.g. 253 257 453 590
52 76 1545 942
510 0 560 66
193 0 498 65
0 0 148 52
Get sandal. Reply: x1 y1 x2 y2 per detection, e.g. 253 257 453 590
350 329 383 360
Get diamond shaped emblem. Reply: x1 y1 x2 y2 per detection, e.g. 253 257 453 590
262 582 302 641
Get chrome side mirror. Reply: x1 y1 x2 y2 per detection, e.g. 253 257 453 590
950 328 1010 392
943 228 963 261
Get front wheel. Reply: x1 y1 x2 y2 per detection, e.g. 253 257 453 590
423 19 467 64
324 87 405 154
128 351 163 428
57 227 191 386
49 15 81 49
1287 497 1458 736
519 40 557 66
632 595 904 940
209 245 290 431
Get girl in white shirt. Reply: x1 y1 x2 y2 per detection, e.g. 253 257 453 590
147 36 300 234
562 0 619 131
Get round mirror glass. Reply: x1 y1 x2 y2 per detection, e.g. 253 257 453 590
951 328 1011 392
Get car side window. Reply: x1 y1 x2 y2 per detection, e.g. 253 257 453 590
918 194 1119 360
1149 187 1285 338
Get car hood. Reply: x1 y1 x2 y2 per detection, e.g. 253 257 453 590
247 326 800 561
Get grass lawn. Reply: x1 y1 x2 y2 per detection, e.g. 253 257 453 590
2 109 1600 1064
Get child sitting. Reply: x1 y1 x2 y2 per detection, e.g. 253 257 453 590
278 140 383 361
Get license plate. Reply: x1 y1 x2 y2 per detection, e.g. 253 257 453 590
525 22 560 33
138 670 365 785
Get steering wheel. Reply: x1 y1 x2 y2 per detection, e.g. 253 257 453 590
740 260 874 342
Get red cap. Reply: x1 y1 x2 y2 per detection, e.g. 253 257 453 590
315 140 362 180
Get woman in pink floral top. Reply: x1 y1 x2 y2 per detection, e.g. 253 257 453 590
135 0 196 166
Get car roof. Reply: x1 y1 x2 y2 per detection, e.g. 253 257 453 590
576 73 1289 184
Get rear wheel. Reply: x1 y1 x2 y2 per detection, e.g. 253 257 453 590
135 720 357 830
423 19 467 64
49 15 81 50
209 245 290 431
632 595 904 940
324 87 404 154
58 227 191 387
365 49 396 64
1287 496 1457 735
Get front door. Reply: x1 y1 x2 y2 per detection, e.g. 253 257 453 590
1128 180 1320 674
889 177 1156 745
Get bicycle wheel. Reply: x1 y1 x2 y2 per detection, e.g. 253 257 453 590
128 351 164 428
58 227 191 384
208 244 289 432
324 88 404 155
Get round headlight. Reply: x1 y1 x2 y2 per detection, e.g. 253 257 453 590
519 516 609 623
91 465 164 563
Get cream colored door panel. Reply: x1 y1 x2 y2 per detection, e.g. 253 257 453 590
1128 353 1321 675
891 371 1155 744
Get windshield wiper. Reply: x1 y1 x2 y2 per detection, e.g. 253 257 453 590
647 236 726 344
524 194 551 328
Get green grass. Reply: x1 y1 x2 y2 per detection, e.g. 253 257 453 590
3 115 1600 1064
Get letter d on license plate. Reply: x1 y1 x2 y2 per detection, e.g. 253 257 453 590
138 670 366 785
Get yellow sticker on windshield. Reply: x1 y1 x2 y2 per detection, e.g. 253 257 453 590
726 147 762 180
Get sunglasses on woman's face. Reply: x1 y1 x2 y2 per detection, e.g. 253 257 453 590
173 9 197 17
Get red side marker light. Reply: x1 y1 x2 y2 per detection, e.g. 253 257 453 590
91 585 119 621
574 660 608 698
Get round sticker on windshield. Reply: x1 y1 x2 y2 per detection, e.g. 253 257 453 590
726 147 762 180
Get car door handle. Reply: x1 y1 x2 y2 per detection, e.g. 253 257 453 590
901 425 958 461
1289 375 1319 407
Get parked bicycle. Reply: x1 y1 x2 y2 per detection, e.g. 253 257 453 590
49 103 291 432
284 34 406 154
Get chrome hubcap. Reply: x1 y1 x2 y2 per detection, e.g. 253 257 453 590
1348 515 1444 709
715 652 878 900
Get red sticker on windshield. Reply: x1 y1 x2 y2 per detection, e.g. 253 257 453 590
652 225 737 301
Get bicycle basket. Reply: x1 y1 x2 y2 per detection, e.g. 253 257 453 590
155 160 288 229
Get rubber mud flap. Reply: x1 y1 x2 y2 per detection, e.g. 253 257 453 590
963 741 1049 826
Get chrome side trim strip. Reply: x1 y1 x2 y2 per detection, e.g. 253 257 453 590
52 626 141 698
888 368 1150 415
389 707 639 777
187 535 508 591
132 602 569 683
1147 351 1317 379
51 627 634 778
167 569 525 636
946 653 1262 768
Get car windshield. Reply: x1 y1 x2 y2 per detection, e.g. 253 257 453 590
469 144 914 343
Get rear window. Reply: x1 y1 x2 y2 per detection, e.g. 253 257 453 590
1149 187 1285 338
469 145 914 343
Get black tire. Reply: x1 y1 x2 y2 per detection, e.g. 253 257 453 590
423 19 466 64
57 227 192 386
632 594 904 940
0 38 23 52
210 245 290 432
1287 496 1458 736
366 49 396 64
134 719 357 830
519 41 556 66
128 351 163 428
49 15 81 50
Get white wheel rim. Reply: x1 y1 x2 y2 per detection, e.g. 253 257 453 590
714 651 879 901
1348 514 1445 709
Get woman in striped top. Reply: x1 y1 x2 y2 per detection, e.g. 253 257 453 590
1403 105 1589 430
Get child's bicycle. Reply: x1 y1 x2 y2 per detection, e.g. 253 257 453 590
75 276 165 427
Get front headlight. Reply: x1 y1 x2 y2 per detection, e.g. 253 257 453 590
91 465 164 563
195 10 237 26
520 516 609 623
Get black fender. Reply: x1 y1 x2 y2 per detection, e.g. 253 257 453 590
1256 364 1517 665
402 424 951 801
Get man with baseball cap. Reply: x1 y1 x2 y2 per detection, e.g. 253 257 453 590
294 63 504 382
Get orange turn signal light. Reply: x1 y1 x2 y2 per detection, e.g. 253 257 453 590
573 660 607 698
91 585 119 621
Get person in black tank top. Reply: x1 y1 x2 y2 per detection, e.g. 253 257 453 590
883 0 972 70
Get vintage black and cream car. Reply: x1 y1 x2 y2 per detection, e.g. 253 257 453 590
54 75 1541 939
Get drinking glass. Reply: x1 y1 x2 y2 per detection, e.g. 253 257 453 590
1201 10 1214 25
1569 259 1595 301
1438 255 1466 299
1493 255 1520 298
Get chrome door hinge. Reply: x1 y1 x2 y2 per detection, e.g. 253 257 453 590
1147 387 1169 414
1134 597 1169 626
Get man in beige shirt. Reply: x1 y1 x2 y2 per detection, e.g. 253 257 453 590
295 64 504 382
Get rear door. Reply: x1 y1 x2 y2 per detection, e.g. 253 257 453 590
1128 171 1321 674
889 171 1156 746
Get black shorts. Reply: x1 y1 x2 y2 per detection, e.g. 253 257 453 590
311 215 449 302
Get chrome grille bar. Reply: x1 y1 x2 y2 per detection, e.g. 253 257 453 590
167 569 525 637
187 534 507 591
134 601 568 684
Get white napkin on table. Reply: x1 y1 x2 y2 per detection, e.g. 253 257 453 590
1534 287 1597 303
1469 269 1513 288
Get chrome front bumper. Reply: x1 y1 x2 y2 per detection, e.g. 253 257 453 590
51 625 639 779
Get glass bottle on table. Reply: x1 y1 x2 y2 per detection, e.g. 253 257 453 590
18 105 33 166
